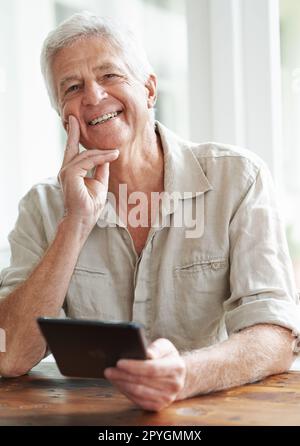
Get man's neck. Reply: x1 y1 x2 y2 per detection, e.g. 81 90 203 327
109 128 164 197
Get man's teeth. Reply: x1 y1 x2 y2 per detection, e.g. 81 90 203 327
89 111 119 126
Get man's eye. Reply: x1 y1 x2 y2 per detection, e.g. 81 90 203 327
104 74 119 79
66 85 79 94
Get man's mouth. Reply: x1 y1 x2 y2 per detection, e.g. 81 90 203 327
88 110 122 126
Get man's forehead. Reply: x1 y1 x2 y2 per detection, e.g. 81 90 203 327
52 38 128 85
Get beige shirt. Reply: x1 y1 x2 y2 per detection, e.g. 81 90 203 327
1 121 300 352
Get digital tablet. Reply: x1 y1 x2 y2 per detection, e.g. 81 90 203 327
37 317 148 379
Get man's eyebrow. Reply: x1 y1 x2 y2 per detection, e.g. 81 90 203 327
59 76 81 90
59 63 124 90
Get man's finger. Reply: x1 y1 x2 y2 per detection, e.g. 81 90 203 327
63 115 80 165
64 150 119 170
116 356 182 378
109 379 166 405
108 380 160 411
94 150 119 185
62 152 119 179
147 338 178 360
104 367 171 390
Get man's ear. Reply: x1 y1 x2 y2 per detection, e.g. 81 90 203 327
145 74 157 109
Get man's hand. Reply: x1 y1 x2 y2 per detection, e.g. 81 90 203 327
104 338 186 412
58 115 119 229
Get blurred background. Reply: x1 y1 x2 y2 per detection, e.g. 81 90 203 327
1 0 300 286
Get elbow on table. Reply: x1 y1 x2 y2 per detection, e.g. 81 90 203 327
264 325 297 374
0 357 34 378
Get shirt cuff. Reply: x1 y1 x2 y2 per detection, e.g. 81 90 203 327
224 298 300 353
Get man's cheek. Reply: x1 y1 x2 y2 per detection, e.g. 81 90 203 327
79 135 93 150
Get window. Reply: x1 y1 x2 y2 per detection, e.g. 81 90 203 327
280 0 300 287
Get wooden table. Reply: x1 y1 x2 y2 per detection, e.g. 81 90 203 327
1 362 300 426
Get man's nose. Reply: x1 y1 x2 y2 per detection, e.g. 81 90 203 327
82 81 108 106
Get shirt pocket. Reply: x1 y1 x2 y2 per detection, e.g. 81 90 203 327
67 266 117 320
173 258 229 342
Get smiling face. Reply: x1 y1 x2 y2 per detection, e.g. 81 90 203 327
52 36 157 150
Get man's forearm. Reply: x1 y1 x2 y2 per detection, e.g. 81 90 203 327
0 217 91 377
178 324 296 400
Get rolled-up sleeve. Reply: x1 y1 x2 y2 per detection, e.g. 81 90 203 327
0 189 48 299
225 164 300 352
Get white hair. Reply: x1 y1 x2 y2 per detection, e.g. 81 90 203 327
40 11 156 118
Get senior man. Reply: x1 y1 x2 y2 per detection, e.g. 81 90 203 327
0 11 300 412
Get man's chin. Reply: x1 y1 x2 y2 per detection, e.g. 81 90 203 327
80 137 124 151
80 138 104 150
82 144 120 151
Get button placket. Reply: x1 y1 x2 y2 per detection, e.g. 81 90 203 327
132 238 155 333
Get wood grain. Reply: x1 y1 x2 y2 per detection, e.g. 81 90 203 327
0 363 300 426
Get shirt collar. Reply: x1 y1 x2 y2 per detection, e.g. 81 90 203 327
97 121 213 227
156 120 213 198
